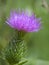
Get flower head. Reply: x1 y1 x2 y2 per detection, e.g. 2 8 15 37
6 11 41 32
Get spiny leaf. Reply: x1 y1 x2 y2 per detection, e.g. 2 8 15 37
4 36 27 65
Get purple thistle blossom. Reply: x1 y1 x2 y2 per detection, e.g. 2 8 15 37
6 11 41 32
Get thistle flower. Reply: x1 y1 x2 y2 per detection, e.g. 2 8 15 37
6 11 41 32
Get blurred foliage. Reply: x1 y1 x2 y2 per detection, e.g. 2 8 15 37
0 0 49 65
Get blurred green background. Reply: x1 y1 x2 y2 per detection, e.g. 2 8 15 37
0 0 49 65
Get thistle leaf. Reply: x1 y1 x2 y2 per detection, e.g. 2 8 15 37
4 35 27 65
